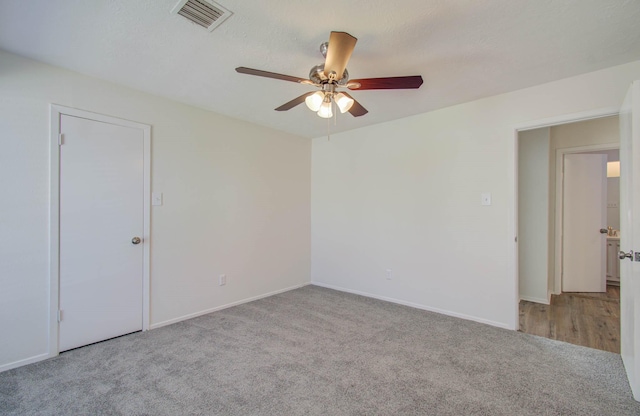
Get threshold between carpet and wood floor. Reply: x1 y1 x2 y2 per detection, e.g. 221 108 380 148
519 285 620 353
1 285 638 415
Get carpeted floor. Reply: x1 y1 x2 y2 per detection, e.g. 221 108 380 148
1 285 639 415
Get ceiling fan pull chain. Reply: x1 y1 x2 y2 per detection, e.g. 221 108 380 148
327 113 331 141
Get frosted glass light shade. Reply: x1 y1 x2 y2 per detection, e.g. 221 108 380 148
305 92 324 111
335 93 354 113
317 101 333 118
607 161 620 178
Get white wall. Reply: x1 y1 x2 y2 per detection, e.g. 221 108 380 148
570 147 620 233
0 50 311 370
518 128 550 303
312 60 640 329
582 148 620 230
602 149 621 231
608 169 621 231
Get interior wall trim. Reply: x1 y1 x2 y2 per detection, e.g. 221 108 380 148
149 283 311 330
311 281 511 330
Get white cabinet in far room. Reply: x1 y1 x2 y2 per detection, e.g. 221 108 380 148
606 237 620 285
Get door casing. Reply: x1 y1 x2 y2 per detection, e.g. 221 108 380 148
49 104 151 357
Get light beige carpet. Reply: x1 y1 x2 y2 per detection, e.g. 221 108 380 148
1 285 639 415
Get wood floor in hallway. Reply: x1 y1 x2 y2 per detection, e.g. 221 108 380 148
519 285 620 353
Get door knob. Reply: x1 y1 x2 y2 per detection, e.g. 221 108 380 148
619 250 633 260
600 228 608 234
131 237 142 245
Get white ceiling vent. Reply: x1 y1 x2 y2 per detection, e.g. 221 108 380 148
172 0 232 32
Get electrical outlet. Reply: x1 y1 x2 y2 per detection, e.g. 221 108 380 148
385 269 393 280
219 274 226 286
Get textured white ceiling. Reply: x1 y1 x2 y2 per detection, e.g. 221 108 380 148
1 0 640 138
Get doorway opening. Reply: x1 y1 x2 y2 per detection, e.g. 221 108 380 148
516 115 621 352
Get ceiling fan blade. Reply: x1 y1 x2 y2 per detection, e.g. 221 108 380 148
324 31 357 80
341 92 368 117
275 92 316 111
236 67 309 84
348 76 424 90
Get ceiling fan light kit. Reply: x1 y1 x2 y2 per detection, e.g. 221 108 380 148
305 91 324 112
304 84 354 118
334 92 354 113
317 100 333 119
235 31 423 119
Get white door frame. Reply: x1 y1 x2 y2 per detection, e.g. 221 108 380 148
510 107 618 329
49 104 151 357
554 144 618 295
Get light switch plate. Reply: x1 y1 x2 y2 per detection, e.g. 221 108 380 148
152 192 163 206
481 193 491 206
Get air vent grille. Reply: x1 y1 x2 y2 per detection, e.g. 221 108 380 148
172 0 232 32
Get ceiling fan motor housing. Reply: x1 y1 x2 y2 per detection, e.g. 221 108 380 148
309 64 349 85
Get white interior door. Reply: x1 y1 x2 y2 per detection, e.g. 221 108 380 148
562 153 607 292
620 80 640 400
59 114 144 352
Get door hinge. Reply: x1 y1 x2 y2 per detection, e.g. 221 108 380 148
57 310 63 322
58 133 64 146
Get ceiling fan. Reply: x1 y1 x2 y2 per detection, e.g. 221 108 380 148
235 31 423 119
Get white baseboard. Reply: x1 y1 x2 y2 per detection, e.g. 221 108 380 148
0 352 53 373
1 283 311 373
520 295 550 305
150 282 310 330
311 281 513 330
